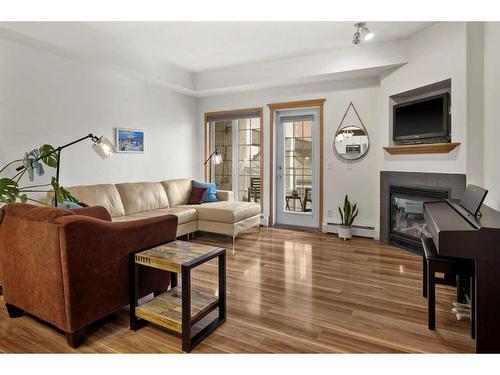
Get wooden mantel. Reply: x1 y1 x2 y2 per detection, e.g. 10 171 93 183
383 142 461 155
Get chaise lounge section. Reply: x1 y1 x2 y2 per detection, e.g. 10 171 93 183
63 178 261 240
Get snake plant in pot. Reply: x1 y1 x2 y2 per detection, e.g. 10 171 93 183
338 195 359 240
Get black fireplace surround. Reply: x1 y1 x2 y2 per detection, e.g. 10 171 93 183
380 171 466 254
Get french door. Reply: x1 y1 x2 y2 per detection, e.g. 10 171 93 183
275 108 319 228
206 111 262 206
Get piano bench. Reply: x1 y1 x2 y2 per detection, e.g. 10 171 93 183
421 237 475 339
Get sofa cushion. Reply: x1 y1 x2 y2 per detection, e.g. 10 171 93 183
115 182 170 215
66 184 125 218
112 207 197 225
161 178 192 207
191 201 260 224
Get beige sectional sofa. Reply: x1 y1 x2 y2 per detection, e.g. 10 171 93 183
62 178 261 239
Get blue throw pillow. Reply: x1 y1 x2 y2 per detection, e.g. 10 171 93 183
192 180 218 203
57 200 84 209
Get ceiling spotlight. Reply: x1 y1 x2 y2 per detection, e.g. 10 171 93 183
353 22 374 45
362 26 374 41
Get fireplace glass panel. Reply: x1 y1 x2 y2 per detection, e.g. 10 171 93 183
391 196 432 239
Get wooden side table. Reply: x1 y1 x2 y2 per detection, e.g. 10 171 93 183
130 240 226 352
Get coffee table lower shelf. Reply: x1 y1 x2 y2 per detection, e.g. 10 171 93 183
135 287 219 333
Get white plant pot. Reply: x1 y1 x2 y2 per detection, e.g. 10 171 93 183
338 225 352 240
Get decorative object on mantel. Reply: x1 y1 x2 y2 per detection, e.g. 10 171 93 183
334 102 370 160
338 195 359 240
0 134 114 206
115 128 144 153
383 142 460 155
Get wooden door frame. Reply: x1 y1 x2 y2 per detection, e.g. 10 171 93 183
204 107 264 212
267 99 326 231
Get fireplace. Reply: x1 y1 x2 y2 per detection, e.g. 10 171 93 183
380 171 466 254
389 186 449 252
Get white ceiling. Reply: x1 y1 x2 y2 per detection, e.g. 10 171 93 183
1 21 432 73
0 21 434 96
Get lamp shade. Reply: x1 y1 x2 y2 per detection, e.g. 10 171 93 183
92 136 114 159
213 151 223 165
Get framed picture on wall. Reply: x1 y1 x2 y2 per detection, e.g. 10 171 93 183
115 128 144 153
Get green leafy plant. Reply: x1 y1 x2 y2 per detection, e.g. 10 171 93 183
0 144 75 206
0 178 19 203
51 177 78 205
338 194 359 226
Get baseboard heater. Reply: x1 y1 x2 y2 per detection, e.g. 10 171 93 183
326 223 378 239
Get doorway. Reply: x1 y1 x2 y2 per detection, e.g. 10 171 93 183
275 108 320 228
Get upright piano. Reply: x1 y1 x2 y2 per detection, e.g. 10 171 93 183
424 199 500 353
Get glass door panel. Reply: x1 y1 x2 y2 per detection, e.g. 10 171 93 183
283 120 313 213
209 116 261 206
213 121 233 191
238 118 261 203
276 110 318 228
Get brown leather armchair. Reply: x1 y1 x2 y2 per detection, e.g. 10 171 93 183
0 203 178 348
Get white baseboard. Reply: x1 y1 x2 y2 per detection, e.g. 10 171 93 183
326 223 378 239
260 215 269 226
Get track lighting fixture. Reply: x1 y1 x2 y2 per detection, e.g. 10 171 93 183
352 22 374 45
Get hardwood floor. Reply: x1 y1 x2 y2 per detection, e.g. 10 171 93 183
0 227 475 353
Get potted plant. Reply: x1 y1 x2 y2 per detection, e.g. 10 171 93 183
0 144 77 206
338 195 359 240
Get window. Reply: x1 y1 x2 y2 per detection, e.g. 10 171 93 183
283 118 313 212
206 109 262 207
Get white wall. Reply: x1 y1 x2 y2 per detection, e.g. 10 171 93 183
483 22 500 210
466 23 485 187
2 21 494 230
0 37 202 195
199 77 381 230
378 22 468 175
194 40 408 95
199 22 475 237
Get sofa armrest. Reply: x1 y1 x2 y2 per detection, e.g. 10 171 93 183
70 206 112 221
217 190 234 201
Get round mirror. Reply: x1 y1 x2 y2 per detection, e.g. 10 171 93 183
334 125 369 160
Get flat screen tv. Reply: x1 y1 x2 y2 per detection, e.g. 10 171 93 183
393 93 450 143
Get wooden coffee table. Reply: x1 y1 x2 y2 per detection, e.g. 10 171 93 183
130 240 226 352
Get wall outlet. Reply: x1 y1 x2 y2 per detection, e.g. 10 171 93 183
327 209 333 218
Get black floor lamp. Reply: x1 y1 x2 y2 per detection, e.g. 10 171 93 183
15 133 114 206
204 149 223 183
